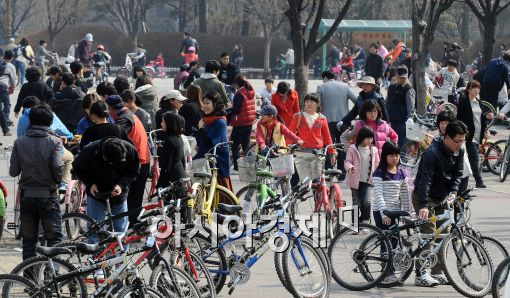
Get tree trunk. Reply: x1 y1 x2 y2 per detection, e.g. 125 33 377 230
131 33 138 52
263 37 272 72
461 4 470 45
482 20 496 65
48 32 57 52
6 0 13 38
411 4 427 115
178 0 187 32
198 0 207 33
241 3 251 36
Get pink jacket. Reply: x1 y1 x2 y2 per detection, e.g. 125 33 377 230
344 144 380 189
353 120 398 155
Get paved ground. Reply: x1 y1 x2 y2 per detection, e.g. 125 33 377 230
1 78 510 297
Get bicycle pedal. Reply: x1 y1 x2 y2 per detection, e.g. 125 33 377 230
6 223 16 229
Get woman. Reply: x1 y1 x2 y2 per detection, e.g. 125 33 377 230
180 84 203 137
229 75 256 171
14 37 35 86
342 100 398 155
80 101 128 148
14 66 54 117
457 80 493 188
194 91 232 191
134 75 158 126
271 81 300 126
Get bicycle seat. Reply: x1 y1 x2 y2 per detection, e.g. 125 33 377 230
75 242 103 254
489 129 498 136
36 246 73 257
218 203 243 214
325 169 343 176
193 172 212 179
382 210 411 218
403 217 419 224
433 96 444 100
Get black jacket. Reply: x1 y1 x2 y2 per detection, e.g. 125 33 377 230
182 66 204 89
179 102 202 136
14 81 54 113
365 53 384 80
342 90 388 123
218 63 239 85
51 85 85 133
414 138 463 209
456 95 488 144
157 135 186 188
72 138 140 205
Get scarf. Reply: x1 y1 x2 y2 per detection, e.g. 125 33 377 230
203 115 226 126
260 119 277 145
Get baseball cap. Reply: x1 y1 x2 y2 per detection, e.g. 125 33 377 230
166 90 187 101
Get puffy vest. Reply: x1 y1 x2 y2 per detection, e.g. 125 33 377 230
386 83 412 123
119 109 150 164
258 122 286 153
230 88 256 127
354 120 390 154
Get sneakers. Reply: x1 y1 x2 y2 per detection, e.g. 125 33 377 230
383 273 400 284
415 271 439 287
431 273 450 285
3 131 11 136
475 181 487 188
58 182 68 192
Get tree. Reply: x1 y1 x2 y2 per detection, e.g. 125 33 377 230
163 0 190 32
411 0 455 115
45 0 81 50
198 0 207 33
0 0 36 40
284 0 352 102
466 0 510 64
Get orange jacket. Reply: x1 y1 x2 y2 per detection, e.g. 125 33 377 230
385 41 405 63
271 89 300 126
288 112 335 155
181 52 199 64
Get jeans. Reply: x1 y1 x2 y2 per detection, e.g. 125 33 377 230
285 64 294 79
13 60 26 85
354 59 365 71
466 141 483 183
20 197 62 260
351 182 372 222
390 121 406 148
87 196 128 244
128 163 150 228
231 125 252 171
0 84 9 134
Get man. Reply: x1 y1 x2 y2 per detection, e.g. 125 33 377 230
70 61 89 93
218 52 239 86
96 81 117 100
106 95 150 228
129 44 147 68
365 44 384 84
0 50 16 136
120 89 151 132
444 42 465 71
50 72 85 134
182 61 204 89
328 44 341 67
77 33 93 65
437 59 460 104
67 41 78 60
317 70 357 173
386 66 415 147
193 60 228 106
72 137 140 243
413 120 467 287
353 43 366 71
9 103 64 260
385 38 406 66
4 38 17 52
481 51 510 109
180 32 199 55
341 76 388 127
281 48 295 79
35 39 55 77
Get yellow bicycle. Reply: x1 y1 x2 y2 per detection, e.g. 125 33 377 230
190 141 240 224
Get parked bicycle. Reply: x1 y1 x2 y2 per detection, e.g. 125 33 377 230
117 54 155 79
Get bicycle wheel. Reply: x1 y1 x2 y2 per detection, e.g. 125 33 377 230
14 189 21 240
171 248 217 298
500 144 510 182
401 141 421 166
492 257 510 297
485 140 506 175
440 232 493 298
192 232 228 294
65 181 83 213
236 185 264 221
479 235 509 289
0 274 41 298
149 264 201 298
328 223 392 291
274 238 291 294
282 236 330 298
328 185 342 238
480 100 496 128
117 285 165 298
10 255 87 297
61 212 97 241
435 102 457 114
144 67 156 80
117 67 130 78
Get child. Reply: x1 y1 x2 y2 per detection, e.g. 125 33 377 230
344 126 380 225
256 104 303 152
181 46 199 64
76 93 99 135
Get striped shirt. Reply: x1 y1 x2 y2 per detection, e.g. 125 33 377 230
373 167 411 218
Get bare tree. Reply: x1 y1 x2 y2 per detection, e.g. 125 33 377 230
466 0 510 64
198 0 207 33
284 0 352 102
163 0 191 32
45 0 81 50
412 0 455 115
0 0 36 39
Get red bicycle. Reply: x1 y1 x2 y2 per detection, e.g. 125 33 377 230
147 129 163 201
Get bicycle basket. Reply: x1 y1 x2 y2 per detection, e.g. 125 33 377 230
406 122 428 142
238 156 257 183
269 155 295 177
187 158 211 182
186 136 197 156
295 154 323 180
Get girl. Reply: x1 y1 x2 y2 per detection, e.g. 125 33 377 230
80 101 128 148
158 112 186 190
344 126 380 224
76 93 99 135
194 91 232 191
180 84 203 137
256 104 303 151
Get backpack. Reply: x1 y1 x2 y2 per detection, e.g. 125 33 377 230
0 61 7 77
14 46 23 58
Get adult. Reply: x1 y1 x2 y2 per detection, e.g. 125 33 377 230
129 44 147 68
412 121 467 287
14 38 34 86
72 137 140 243
106 95 150 228
14 66 54 117
182 61 204 89
480 51 510 109
328 44 341 67
281 48 295 79
0 50 16 136
271 81 299 127
174 64 189 90
232 44 244 70
192 60 228 107
386 66 415 147
437 59 460 104
80 101 128 149
67 41 78 60
9 104 64 260
353 43 366 71
385 38 406 66
218 52 239 86
365 44 385 84
181 46 198 64
229 75 256 171
76 33 94 65
50 72 85 134
96 81 117 100
121 89 151 132
180 32 199 55
155 91 183 130
76 93 99 135
181 85 202 137
457 80 493 188
45 65 63 94
113 76 130 94
4 38 16 52
342 76 388 127
70 61 89 93
134 75 158 127
444 42 464 71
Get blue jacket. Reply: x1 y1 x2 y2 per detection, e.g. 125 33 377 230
76 116 115 135
17 108 73 140
482 57 510 89
194 117 230 178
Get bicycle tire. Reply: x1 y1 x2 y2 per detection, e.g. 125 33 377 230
500 144 510 182
192 232 228 294
485 140 506 175
171 248 217 298
149 264 201 298
61 212 97 241
401 141 422 167
440 232 493 298
14 188 21 239
328 223 392 291
435 102 457 114
117 67 130 78
479 235 509 288
10 255 87 297
480 100 496 128
0 273 41 298
273 239 291 293
282 236 330 298
117 285 165 298
236 184 265 222
329 185 342 238
68 181 83 213
144 67 156 80
492 257 510 298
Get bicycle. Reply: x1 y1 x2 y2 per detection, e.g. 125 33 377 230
93 61 109 85
500 133 510 182
491 256 510 297
479 129 506 175
0 144 22 239
429 86 458 114
400 111 437 167
146 129 163 201
190 141 240 225
117 54 154 79
328 189 493 297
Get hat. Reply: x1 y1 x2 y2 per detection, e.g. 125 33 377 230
85 33 93 42
260 104 277 116
396 66 408 78
188 46 195 52
97 44 104 50
356 76 378 88
106 95 125 109
166 90 187 101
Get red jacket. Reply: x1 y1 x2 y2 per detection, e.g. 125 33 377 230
288 112 335 155
230 88 256 127
256 119 301 149
271 89 300 126
182 52 199 64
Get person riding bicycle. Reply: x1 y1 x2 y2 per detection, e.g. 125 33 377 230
92 45 111 82
436 59 460 104
76 33 93 66
150 53 165 76
128 44 147 68
412 120 468 287
35 39 56 78
256 104 303 153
